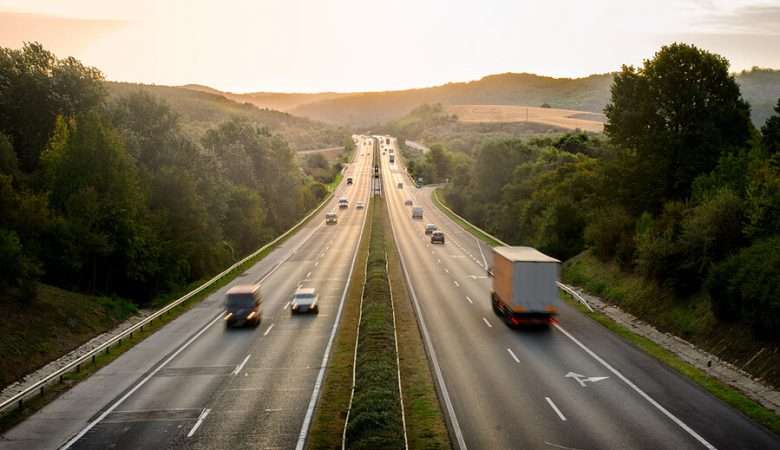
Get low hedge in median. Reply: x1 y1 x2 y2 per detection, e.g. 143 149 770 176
344 200 405 450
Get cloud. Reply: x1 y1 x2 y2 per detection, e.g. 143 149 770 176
0 11 126 55
697 4 780 35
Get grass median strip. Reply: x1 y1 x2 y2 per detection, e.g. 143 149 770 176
344 198 405 449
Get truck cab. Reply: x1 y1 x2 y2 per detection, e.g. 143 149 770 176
224 285 262 328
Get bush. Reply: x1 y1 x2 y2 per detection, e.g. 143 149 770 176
585 206 635 265
706 237 780 340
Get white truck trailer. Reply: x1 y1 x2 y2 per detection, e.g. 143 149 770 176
490 246 560 327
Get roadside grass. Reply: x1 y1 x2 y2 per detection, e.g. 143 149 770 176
432 188 501 247
307 202 372 450
432 188 780 437
384 204 451 449
0 189 337 433
561 292 780 435
344 197 405 449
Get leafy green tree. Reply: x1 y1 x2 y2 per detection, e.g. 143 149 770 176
762 98 780 154
605 43 751 206
0 43 104 171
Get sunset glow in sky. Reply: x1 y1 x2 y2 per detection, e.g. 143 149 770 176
1 0 779 92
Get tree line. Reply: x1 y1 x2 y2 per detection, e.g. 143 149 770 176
0 43 329 304
432 44 780 339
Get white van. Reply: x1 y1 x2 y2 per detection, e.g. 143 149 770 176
412 207 423 219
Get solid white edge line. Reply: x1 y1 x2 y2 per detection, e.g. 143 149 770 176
61 313 224 449
232 354 251 376
294 181 369 450
545 397 567 422
386 162 467 450
553 324 716 450
263 324 275 337
187 408 211 438
506 348 520 364
482 317 492 328
61 168 345 449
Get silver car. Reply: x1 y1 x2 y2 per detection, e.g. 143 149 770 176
291 287 319 314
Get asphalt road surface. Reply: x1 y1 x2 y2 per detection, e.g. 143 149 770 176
381 138 779 450
0 138 375 450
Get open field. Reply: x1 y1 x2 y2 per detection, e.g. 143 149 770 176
446 104 605 132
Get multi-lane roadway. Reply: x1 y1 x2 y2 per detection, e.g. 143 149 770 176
2 135 779 450
0 138 375 450
380 137 779 450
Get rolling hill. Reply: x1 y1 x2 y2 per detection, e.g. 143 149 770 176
104 82 349 150
182 69 780 128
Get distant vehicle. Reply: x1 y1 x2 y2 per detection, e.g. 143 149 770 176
386 137 390 145
412 206 423 219
389 154 395 163
490 246 560 328
374 166 379 178
325 212 338 224
356 201 365 209
404 199 413 206
431 230 445 244
424 223 437 235
338 197 349 209
347 177 353 185
291 287 319 314
224 285 262 327
397 182 403 189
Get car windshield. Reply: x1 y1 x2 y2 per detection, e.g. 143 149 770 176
294 293 315 303
226 294 255 309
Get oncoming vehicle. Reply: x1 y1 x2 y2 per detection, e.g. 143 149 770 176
404 199 413 206
224 285 262 327
412 206 423 219
325 212 338 224
347 177 353 185
425 223 437 235
397 182 403 189
291 287 319 314
356 201 365 209
431 230 445 244
338 197 349 209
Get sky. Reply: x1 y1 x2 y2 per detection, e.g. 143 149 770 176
0 0 779 93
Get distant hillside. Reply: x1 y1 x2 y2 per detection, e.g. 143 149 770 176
105 82 349 150
181 84 354 112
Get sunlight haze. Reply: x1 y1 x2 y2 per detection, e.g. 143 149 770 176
1 0 779 92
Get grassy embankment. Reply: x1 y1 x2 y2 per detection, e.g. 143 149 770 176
432 187 780 436
0 180 340 432
308 194 449 449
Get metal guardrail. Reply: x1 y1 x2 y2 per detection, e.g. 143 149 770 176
431 188 594 312
0 184 339 417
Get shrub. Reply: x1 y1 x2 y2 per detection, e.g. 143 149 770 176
584 205 635 264
706 237 780 340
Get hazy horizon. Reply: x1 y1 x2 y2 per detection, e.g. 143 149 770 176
1 0 779 93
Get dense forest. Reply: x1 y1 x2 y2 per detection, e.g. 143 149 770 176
0 43 334 305
412 44 780 340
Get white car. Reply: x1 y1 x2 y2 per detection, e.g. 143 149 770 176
356 201 365 209
291 287 319 314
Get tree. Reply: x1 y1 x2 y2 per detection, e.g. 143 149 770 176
605 43 752 206
427 144 452 183
762 98 780 154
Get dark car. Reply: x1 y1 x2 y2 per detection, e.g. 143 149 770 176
431 230 445 244
347 177 353 185
225 285 262 327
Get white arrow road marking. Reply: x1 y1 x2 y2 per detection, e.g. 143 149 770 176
187 408 211 438
565 372 609 387
545 397 567 421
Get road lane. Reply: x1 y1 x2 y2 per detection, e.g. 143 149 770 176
383 138 779 449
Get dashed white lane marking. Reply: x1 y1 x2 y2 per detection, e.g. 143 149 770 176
187 408 211 438
284 301 291 310
466 296 473 304
264 323 275 336
453 280 460 287
437 258 441 263
314 261 319 267
320 252 326 257
507 348 520 363
554 324 716 449
545 397 567 422
444 268 449 273
482 317 493 328
232 354 251 375
306 271 312 279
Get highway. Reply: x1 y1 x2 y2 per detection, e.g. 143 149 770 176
0 138 374 450
380 138 780 450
